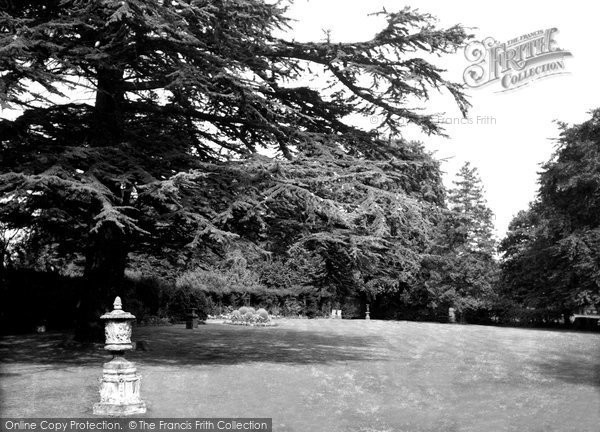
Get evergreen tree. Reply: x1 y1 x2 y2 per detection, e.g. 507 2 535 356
420 162 497 321
173 139 446 310
447 162 496 254
0 1 470 332
498 204 553 316
499 109 600 319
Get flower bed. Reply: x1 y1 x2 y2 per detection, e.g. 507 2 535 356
213 307 278 326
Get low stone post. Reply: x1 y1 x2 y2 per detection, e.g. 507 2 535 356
93 297 146 416
365 304 370 320
448 307 456 324
186 308 199 329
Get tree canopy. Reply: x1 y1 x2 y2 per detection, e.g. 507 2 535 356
0 0 471 296
417 162 497 320
499 109 600 315
147 139 445 301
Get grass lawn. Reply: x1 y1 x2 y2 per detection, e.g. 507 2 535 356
1 319 599 431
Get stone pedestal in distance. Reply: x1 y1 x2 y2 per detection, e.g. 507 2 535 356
448 307 456 324
365 304 370 320
93 297 146 416
186 308 199 329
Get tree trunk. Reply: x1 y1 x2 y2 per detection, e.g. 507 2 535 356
85 222 127 291
75 67 127 341
91 66 125 146
76 222 128 341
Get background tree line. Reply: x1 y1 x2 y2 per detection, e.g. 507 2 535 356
499 109 600 326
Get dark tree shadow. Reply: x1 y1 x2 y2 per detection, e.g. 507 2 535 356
534 355 600 389
0 323 387 370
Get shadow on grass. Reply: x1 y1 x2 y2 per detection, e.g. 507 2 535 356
0 332 106 375
534 356 600 389
0 323 386 369
4 323 598 390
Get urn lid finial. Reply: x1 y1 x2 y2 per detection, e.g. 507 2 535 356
100 296 135 320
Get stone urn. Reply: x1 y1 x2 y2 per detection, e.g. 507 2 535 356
93 297 146 415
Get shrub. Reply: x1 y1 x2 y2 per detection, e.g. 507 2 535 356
269 305 281 317
341 298 362 319
139 315 172 326
124 271 169 318
283 298 303 316
175 251 266 306
243 311 254 322
230 310 242 322
0 269 80 334
166 284 209 322
239 306 249 315
256 308 269 322
175 269 230 296
247 307 256 314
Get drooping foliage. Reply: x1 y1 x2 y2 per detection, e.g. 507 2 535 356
0 0 471 299
158 139 446 307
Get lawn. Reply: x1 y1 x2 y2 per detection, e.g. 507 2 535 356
1 319 599 431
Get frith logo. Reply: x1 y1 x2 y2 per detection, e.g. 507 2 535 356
463 28 572 92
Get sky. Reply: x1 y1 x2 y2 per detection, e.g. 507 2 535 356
286 0 600 236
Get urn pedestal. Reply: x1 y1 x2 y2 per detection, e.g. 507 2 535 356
448 307 456 324
185 308 199 329
93 297 146 416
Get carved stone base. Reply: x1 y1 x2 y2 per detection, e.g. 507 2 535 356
93 401 147 416
93 355 146 416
